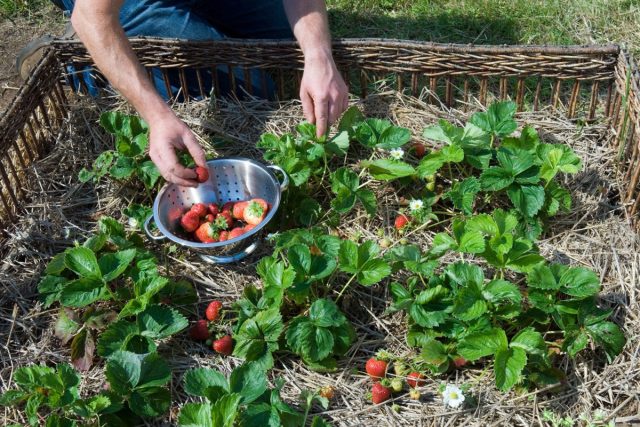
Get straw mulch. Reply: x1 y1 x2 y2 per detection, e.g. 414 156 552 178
0 87 638 426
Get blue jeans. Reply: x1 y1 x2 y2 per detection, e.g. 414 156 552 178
57 0 293 99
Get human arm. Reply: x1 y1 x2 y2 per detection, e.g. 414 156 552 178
70 0 206 186
282 0 348 138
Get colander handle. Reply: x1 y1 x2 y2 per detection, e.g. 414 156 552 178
144 215 166 241
267 165 289 191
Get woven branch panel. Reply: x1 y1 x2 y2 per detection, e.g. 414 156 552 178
0 39 639 232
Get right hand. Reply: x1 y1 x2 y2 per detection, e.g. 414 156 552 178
148 113 207 187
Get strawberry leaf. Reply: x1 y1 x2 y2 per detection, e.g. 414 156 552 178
363 159 416 181
494 347 527 391
98 248 136 282
470 101 517 137
330 167 377 216
70 329 95 371
229 362 268 405
338 240 391 286
64 247 102 281
445 177 481 215
458 328 508 361
54 309 81 344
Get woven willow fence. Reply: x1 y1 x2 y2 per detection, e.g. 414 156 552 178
0 38 639 234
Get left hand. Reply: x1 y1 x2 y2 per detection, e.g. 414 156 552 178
299 53 349 138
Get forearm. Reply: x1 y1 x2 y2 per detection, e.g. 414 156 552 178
71 0 173 124
282 0 333 61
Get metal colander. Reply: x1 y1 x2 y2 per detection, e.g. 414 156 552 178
144 157 288 263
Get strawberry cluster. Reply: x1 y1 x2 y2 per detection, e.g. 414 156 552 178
189 301 234 356
179 199 270 243
364 353 427 404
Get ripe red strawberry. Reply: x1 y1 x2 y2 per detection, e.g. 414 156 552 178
212 335 233 355
371 383 391 404
221 201 235 213
195 222 219 243
181 211 200 233
189 319 209 341
252 198 268 212
205 301 223 322
453 357 467 368
406 372 426 388
365 358 388 381
244 224 256 232
208 203 219 216
205 213 215 222
219 231 229 242
190 203 208 218
244 200 266 225
195 166 209 183
394 214 409 230
218 211 233 228
228 227 244 240
412 142 426 159
232 201 248 220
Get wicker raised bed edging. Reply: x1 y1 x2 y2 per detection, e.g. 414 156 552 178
0 38 639 233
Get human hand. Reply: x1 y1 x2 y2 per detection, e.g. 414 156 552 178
148 113 207 187
299 53 349 138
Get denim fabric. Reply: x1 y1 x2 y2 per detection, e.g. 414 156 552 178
56 0 293 99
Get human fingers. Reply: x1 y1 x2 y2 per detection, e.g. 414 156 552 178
300 87 315 125
182 130 207 167
313 95 329 138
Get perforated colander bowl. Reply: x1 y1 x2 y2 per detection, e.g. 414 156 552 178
144 157 288 263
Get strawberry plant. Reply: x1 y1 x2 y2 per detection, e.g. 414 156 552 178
0 363 127 426
178 362 307 427
79 112 161 191
285 299 356 371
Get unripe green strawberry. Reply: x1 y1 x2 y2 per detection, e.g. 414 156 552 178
393 361 407 377
390 378 403 393
409 388 421 400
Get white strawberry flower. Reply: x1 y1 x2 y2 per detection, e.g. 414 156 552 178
442 384 465 409
389 147 404 160
409 199 424 212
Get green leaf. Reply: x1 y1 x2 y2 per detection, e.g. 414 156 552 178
70 329 95 371
538 144 582 182
510 327 547 356
377 126 411 149
183 368 228 399
233 309 283 370
309 299 345 328
229 363 268 405
137 305 188 339
470 101 517 137
559 267 600 298
494 347 527 391
137 352 171 389
296 198 321 227
457 230 485 254
106 351 141 394
179 403 213 427
586 321 626 361
109 156 136 179
527 264 562 290
338 106 365 133
483 279 522 305
458 328 508 361
60 278 108 308
420 338 449 365
330 167 377 216
416 144 464 177
453 285 487 321
83 234 108 252
563 330 590 357
138 160 162 188
428 233 456 258
64 247 101 280
363 159 416 181
507 184 545 217
286 317 334 363
211 394 242 427
98 320 148 358
98 249 136 282
338 240 391 286
445 177 480 215
480 167 514 191
129 386 170 417
54 309 80 344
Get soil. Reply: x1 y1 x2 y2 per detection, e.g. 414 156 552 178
0 6 65 115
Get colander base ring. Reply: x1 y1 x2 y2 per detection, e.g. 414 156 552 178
197 240 260 264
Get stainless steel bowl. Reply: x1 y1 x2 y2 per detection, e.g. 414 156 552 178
144 157 288 263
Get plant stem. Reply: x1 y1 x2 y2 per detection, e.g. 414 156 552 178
335 273 357 303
